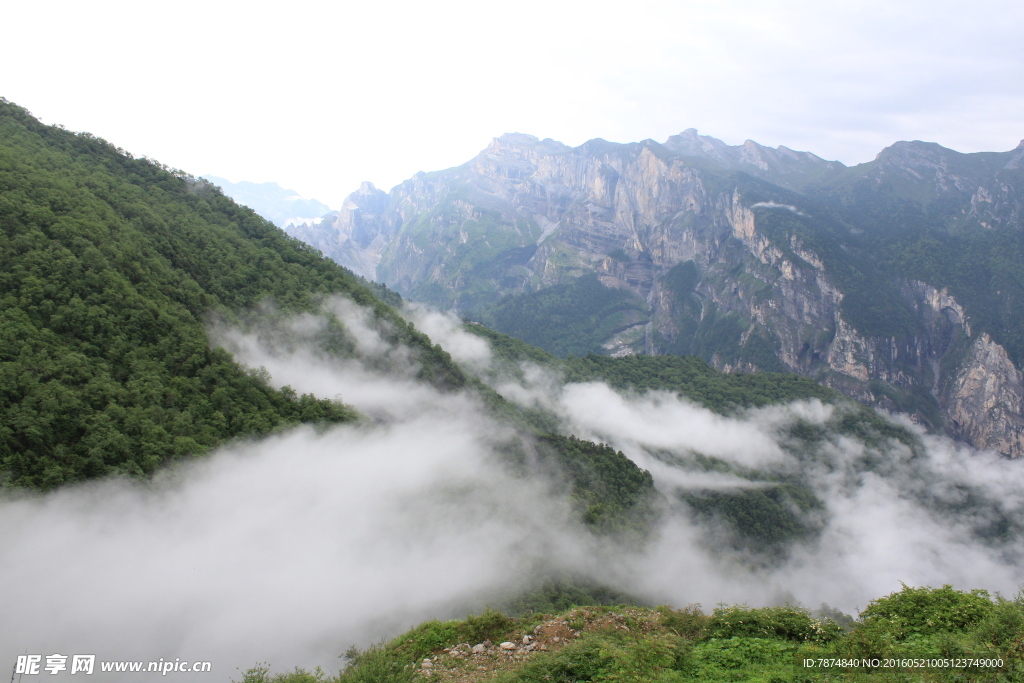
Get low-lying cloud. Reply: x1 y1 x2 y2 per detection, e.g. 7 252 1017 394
3 299 1023 679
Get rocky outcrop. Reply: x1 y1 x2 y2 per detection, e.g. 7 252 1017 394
285 181 390 280
291 132 1024 456
663 129 841 191
946 334 1024 456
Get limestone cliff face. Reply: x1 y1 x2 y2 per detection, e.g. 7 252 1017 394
291 132 1024 456
286 181 389 280
946 334 1024 456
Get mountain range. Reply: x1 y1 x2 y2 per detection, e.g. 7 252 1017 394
202 175 332 228
289 130 1024 457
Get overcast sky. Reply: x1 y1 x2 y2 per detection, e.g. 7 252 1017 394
4 0 1022 207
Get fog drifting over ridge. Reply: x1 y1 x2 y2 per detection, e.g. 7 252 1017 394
2 299 1023 679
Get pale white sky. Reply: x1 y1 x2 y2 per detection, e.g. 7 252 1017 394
3 0 1022 207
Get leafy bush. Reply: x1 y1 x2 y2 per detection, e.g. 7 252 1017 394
656 604 710 640
688 636 794 672
708 605 843 643
337 644 415 683
245 586 1024 683
495 636 615 682
596 635 683 682
233 664 328 683
459 608 517 645
385 608 515 662
388 618 461 660
973 591 1024 649
859 584 994 640
496 632 684 683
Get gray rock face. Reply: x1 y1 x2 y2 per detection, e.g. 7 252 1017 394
291 132 1024 456
947 334 1024 456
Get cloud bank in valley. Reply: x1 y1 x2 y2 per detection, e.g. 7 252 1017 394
2 299 1023 679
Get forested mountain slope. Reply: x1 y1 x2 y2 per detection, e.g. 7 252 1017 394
291 131 1024 456
0 99 465 488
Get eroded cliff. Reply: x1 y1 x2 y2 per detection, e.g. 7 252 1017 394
288 132 1024 456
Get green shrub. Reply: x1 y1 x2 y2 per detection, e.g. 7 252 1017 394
337 644 415 683
597 635 682 682
458 608 516 645
688 636 794 672
233 664 327 683
388 618 461 660
495 637 616 682
972 591 1024 650
496 632 685 683
656 604 710 640
707 605 843 643
859 584 994 640
384 608 515 663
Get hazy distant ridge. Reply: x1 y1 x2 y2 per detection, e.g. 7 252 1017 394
202 175 332 228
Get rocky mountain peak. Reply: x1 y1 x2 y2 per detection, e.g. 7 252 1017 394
1006 145 1024 170
341 181 388 212
662 128 734 165
661 131 838 190
490 132 540 148
485 133 569 158
873 140 953 167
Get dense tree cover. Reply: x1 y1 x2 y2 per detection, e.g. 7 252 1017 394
563 354 837 413
476 274 649 357
537 434 656 532
503 579 644 617
0 99 466 488
462 322 560 366
681 483 823 552
743 154 1024 367
882 224 1024 368
249 584 1024 682
462 324 841 416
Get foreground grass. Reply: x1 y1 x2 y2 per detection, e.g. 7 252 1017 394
237 585 1024 683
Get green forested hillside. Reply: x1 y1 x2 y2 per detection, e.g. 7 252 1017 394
537 434 656 532
563 354 836 412
465 324 838 412
476 274 649 357
780 145 1024 365
0 99 465 489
